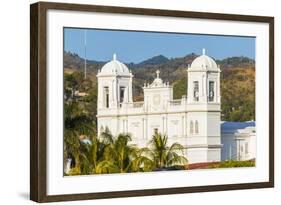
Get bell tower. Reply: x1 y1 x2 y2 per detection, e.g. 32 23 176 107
187 49 221 104
96 54 133 136
97 54 133 110
186 49 221 163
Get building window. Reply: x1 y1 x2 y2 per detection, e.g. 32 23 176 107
209 81 215 102
120 86 125 103
190 121 194 134
195 120 199 134
193 81 199 101
103 87 109 108
245 142 249 154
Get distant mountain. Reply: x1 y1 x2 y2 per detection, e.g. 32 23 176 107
63 51 105 79
64 51 104 67
64 51 254 73
137 55 169 66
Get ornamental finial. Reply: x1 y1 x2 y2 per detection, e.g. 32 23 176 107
202 48 206 55
156 70 160 78
113 53 117 61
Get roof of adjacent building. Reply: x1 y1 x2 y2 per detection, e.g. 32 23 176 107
221 121 255 134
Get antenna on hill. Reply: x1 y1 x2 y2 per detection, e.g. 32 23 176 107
84 30 87 79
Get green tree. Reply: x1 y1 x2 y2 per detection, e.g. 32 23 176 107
94 128 154 174
148 132 188 169
64 101 95 174
96 132 137 173
173 77 187 99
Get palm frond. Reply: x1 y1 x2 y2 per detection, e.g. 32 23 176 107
94 160 119 174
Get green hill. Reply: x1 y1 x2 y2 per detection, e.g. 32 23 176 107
137 55 169 66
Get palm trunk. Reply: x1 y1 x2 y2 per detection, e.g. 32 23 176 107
74 155 80 170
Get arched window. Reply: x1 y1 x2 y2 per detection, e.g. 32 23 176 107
195 120 199 134
119 86 125 103
193 81 199 101
103 87 109 108
190 121 194 134
208 81 215 102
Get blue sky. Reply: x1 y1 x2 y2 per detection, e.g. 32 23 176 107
64 28 255 63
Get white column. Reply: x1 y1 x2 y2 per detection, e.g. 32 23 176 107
202 74 207 102
112 79 115 101
146 118 148 139
201 75 204 102
129 77 133 102
217 72 221 103
126 118 128 133
116 79 118 103
162 116 165 134
142 118 145 139
166 114 168 136
97 79 102 109
126 86 129 102
202 75 205 96
111 80 114 104
187 73 191 103
229 145 232 160
184 113 187 137
182 116 184 137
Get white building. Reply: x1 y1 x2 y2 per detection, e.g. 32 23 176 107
97 50 222 164
221 121 256 161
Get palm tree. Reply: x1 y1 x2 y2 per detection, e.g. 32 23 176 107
91 128 115 174
94 129 154 174
130 147 155 172
64 101 95 174
96 132 135 173
78 135 109 175
148 132 188 169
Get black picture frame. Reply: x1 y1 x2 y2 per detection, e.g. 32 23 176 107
30 1 274 202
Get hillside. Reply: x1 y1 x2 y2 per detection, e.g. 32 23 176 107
137 55 169 66
64 51 255 121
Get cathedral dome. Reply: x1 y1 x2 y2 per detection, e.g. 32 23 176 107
100 54 130 75
190 49 219 71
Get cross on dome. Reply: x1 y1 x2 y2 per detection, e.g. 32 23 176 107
145 69 168 88
156 70 160 78
98 53 130 75
189 48 219 71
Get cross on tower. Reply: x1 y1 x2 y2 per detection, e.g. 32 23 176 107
202 48 206 55
156 70 160 78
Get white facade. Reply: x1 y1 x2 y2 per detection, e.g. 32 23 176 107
97 50 222 164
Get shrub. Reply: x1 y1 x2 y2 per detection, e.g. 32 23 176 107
209 160 255 168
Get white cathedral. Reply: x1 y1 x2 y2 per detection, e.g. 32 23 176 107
96 49 222 164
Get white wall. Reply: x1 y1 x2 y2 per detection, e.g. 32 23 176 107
221 133 238 161
0 0 279 204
